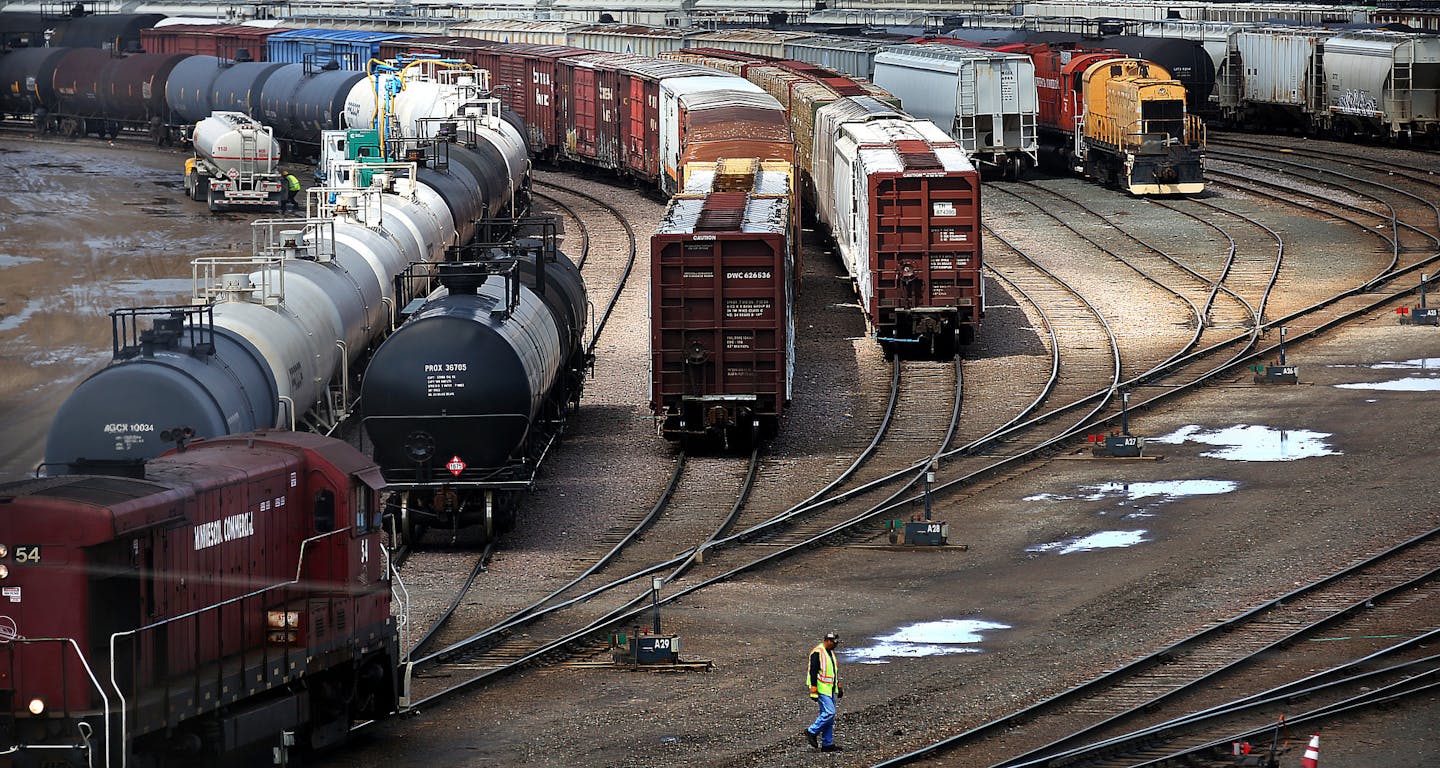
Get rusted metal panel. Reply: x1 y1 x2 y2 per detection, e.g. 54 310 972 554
555 52 623 169
680 103 795 172
650 159 794 442
140 24 291 61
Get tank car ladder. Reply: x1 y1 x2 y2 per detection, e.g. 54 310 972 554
238 122 258 188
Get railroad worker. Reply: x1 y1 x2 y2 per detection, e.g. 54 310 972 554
282 169 302 212
804 631 844 752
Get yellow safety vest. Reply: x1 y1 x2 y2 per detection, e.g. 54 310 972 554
808 643 838 697
285 174 301 192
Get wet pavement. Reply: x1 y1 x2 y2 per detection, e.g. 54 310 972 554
0 139 258 478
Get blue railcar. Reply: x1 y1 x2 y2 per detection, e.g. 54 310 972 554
265 28 413 69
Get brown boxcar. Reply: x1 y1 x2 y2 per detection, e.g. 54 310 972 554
483 43 589 155
650 159 794 445
139 24 291 61
607 56 717 182
556 52 623 168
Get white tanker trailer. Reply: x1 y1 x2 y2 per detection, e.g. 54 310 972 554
184 111 284 212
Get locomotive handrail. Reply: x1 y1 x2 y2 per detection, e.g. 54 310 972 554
4 637 111 768
107 527 352 768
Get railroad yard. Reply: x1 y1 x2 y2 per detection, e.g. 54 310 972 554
3 129 1438 766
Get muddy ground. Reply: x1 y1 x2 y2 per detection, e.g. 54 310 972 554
4 139 1437 767
0 138 259 476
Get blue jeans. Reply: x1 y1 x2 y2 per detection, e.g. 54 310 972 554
807 693 836 746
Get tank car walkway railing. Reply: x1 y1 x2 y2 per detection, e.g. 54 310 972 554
106 527 352 768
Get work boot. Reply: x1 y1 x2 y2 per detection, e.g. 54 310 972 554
805 731 818 750
820 744 843 753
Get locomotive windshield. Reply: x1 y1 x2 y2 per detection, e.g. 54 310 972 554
1141 99 1185 141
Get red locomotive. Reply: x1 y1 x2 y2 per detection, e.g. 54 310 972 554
0 431 400 767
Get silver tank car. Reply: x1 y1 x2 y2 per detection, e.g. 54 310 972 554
360 238 587 543
43 158 480 470
342 60 530 221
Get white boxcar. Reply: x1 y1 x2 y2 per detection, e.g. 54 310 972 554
684 29 817 59
567 23 690 56
783 35 892 80
1234 27 1336 114
448 19 584 45
873 43 1038 177
809 99 977 326
1324 30 1440 138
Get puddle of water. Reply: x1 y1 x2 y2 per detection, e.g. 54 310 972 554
1336 378 1440 392
1331 357 1440 371
0 254 38 268
0 297 44 333
1149 425 1339 462
1026 479 1237 504
1028 530 1149 554
842 619 1011 665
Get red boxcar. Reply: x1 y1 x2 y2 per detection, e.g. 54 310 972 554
483 43 589 155
139 24 291 61
0 431 399 764
1026 44 1126 135
610 56 719 182
650 159 795 445
556 52 623 167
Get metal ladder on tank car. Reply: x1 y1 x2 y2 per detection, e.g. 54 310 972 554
239 121 258 188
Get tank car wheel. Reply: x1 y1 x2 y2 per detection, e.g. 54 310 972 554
399 496 424 548
1008 157 1024 181
62 118 82 139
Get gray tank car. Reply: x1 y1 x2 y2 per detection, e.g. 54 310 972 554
44 128 530 471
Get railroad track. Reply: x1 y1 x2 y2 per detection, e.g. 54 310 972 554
383 174 645 670
873 527 1440 767
383 148 1440 745
529 174 639 354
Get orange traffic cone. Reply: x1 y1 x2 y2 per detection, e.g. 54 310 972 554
1301 733 1320 768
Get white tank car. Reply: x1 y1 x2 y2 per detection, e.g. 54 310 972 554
45 66 534 469
342 62 530 218
45 162 467 466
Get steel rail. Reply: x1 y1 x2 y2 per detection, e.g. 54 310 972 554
870 526 1440 766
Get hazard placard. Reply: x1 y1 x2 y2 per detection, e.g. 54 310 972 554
446 456 466 476
227 167 239 180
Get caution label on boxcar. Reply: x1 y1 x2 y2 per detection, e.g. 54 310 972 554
725 298 771 319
